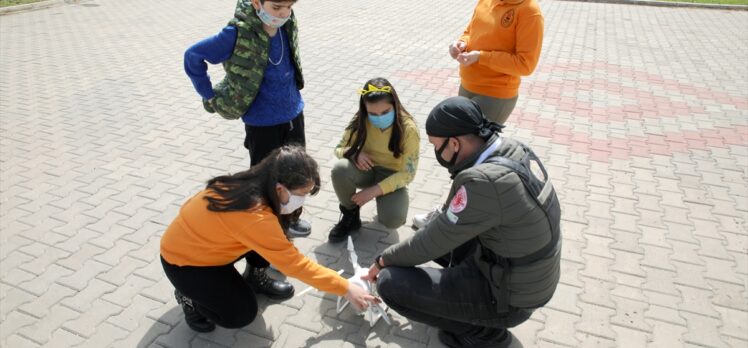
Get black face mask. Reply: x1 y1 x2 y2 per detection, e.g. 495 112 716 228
435 137 459 169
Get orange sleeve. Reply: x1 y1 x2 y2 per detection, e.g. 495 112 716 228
479 9 544 76
229 212 349 296
458 6 478 44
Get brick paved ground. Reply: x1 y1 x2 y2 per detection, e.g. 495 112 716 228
1 0 747 347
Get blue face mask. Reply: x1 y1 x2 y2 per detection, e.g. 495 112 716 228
256 4 290 28
368 110 395 129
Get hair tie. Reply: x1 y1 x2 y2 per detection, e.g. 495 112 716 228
358 84 392 96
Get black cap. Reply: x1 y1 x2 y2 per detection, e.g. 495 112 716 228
425 96 502 138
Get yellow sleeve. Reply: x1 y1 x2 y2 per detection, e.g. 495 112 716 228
377 122 420 195
230 212 349 296
334 129 354 159
479 9 544 76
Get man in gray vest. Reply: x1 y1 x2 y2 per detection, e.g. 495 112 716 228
363 96 562 348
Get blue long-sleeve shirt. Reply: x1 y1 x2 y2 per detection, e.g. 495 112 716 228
184 26 303 126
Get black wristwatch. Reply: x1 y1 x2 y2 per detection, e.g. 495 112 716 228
374 255 384 270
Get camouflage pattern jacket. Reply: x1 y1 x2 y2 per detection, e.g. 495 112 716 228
205 0 304 120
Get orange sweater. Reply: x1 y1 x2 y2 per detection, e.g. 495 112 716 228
160 189 349 296
459 0 544 99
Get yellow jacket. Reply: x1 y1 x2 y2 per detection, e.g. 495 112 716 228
334 117 420 194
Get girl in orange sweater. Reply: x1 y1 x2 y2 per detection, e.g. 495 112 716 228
160 145 376 332
449 0 544 125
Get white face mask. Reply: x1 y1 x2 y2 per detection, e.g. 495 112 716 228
256 4 290 29
280 185 306 215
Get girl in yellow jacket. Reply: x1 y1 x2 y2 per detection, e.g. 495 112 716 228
328 78 420 243
160 145 376 332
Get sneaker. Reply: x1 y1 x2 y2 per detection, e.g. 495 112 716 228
412 205 442 229
287 218 312 238
174 290 215 332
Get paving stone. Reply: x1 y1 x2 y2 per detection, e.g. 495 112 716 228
62 299 125 338
610 296 652 333
40 328 86 348
16 304 80 345
547 283 583 315
92 239 140 267
56 259 111 292
680 312 729 347
74 321 129 348
610 249 646 278
610 272 647 302
713 306 748 341
0 285 37 322
101 274 156 308
17 283 76 318
575 302 617 341
0 250 34 280
3 334 40 348
242 302 298 341
580 255 615 283
232 331 273 348
98 256 149 286
576 333 616 348
0 311 38 345
537 308 581 347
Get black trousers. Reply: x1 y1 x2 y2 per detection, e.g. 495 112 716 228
376 242 534 338
244 112 306 166
162 256 257 328
243 112 306 266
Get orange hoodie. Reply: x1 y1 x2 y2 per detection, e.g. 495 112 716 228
160 189 349 296
459 0 544 99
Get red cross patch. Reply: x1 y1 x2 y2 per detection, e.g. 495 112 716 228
449 186 468 214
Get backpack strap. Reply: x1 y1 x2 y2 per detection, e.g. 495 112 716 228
480 146 561 267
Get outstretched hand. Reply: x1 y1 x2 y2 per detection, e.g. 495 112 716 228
362 262 380 282
345 283 380 311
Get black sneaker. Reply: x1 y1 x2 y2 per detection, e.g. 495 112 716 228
174 290 215 333
287 218 312 238
243 265 295 300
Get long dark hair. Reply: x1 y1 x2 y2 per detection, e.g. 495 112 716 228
343 77 413 160
204 145 320 219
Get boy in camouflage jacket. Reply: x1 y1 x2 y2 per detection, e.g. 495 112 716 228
183 0 309 300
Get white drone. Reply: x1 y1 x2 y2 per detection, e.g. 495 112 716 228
335 236 391 327
296 236 391 327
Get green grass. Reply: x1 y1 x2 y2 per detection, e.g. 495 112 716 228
657 0 748 4
0 0 49 7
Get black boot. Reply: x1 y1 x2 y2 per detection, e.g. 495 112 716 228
438 328 515 348
243 265 295 300
328 204 362 243
174 290 215 333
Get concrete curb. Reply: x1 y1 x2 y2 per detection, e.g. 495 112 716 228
0 0 63 15
0 0 85 15
558 0 748 10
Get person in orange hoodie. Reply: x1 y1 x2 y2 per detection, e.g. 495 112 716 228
449 0 544 125
160 145 376 332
